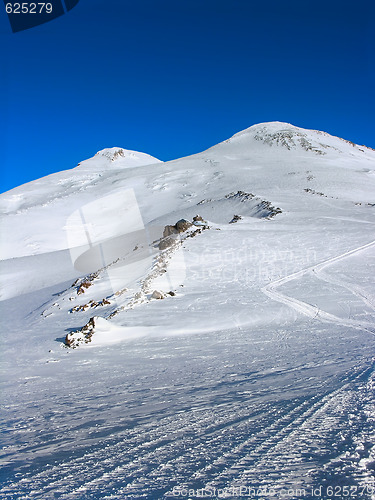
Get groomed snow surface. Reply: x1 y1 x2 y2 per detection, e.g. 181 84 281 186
1 123 375 499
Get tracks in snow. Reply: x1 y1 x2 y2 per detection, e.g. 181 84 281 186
1 363 373 499
198 364 375 499
261 240 375 335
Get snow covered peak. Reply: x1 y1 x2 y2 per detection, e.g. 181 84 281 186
240 121 298 133
223 121 374 157
77 147 162 170
230 121 318 141
96 147 133 161
0 147 162 217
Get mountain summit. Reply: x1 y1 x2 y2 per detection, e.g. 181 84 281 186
77 147 162 169
217 121 374 158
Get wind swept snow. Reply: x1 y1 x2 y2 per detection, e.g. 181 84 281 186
1 122 375 499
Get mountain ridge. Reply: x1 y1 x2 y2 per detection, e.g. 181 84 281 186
0 121 374 264
2 122 375 200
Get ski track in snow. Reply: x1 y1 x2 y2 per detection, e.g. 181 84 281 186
262 240 375 336
1 364 374 499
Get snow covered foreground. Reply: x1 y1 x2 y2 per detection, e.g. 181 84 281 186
0 122 375 499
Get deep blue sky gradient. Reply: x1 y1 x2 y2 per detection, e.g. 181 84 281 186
1 0 374 192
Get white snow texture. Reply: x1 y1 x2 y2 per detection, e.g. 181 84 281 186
1 123 375 499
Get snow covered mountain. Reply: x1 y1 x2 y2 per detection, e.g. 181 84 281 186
1 122 374 499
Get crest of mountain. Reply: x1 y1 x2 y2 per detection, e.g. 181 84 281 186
1 122 374 262
223 121 374 157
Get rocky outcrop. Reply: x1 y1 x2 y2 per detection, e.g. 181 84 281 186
159 237 175 250
163 225 178 238
193 214 205 223
70 298 111 313
65 317 96 347
72 272 99 295
197 191 282 219
175 219 192 233
77 281 92 295
229 214 242 224
159 219 193 250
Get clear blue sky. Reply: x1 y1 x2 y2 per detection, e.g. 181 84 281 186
1 0 374 192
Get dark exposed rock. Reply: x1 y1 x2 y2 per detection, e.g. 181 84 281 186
193 214 205 222
85 317 96 330
70 298 111 313
229 214 242 224
65 333 73 347
159 237 175 250
77 281 92 295
304 188 327 197
159 218 194 250
65 317 97 347
225 191 255 201
175 219 192 233
163 225 178 238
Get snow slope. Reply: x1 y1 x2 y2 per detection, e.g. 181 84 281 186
1 123 375 499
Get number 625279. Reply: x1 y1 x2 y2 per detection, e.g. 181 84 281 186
6 3 53 14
